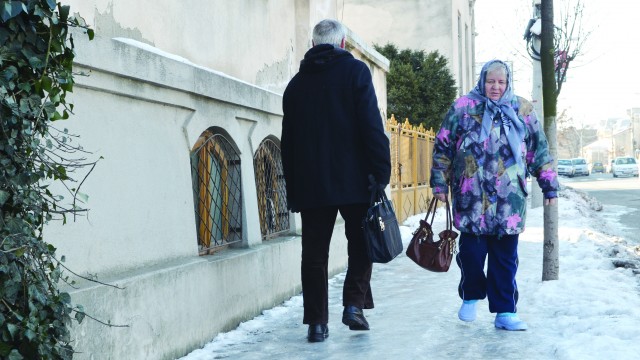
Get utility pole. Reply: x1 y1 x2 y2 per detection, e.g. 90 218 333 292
525 0 544 208
540 0 559 281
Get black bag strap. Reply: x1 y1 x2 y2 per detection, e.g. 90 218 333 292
368 175 390 207
369 186 379 206
369 187 392 212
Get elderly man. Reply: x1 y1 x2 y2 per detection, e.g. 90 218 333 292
281 19 391 342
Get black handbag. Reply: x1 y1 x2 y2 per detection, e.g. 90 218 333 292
362 183 403 263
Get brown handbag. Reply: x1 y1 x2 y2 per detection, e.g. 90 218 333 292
406 197 458 272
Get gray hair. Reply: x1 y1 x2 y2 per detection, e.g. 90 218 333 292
485 61 509 77
312 19 346 47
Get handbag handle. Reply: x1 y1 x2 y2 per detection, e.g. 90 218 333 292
424 196 453 231
368 175 391 208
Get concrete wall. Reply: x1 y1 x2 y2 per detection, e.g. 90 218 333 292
339 0 476 94
62 0 387 120
42 3 389 358
63 0 342 94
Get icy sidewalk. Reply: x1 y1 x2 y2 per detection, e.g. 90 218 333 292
179 188 640 360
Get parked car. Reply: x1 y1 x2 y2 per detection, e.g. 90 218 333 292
611 157 639 178
591 162 605 173
570 158 589 176
557 159 574 176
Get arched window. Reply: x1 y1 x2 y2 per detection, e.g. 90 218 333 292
253 137 289 239
190 129 242 255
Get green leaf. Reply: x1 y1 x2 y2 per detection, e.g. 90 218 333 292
6 324 18 339
1 66 18 81
13 247 26 257
0 190 9 205
33 4 46 18
0 341 11 356
7 349 24 360
76 191 89 203
59 292 71 304
1 1 24 22
23 329 36 341
87 28 95 40
42 76 53 91
17 82 31 92
74 311 85 323
28 55 43 69
59 5 70 22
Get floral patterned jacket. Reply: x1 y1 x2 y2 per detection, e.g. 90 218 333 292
430 95 559 235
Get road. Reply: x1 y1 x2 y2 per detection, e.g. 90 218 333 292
558 172 640 243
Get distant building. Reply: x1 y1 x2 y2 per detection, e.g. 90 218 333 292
340 0 477 95
583 139 610 165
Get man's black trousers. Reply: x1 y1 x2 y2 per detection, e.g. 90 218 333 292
300 204 374 325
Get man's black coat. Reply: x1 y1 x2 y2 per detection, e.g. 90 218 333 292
281 44 391 212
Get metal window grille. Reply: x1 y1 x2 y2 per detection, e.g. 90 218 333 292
190 130 243 255
253 138 289 239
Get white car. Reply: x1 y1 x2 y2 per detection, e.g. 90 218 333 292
570 158 589 176
557 159 574 176
611 157 639 178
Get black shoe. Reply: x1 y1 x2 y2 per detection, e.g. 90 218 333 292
342 305 370 330
307 324 329 342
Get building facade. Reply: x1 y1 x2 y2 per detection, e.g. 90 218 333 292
340 0 477 94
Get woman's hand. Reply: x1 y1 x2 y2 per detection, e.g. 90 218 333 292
544 198 558 206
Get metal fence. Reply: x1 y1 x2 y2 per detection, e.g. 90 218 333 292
253 138 290 239
190 130 243 255
386 115 436 224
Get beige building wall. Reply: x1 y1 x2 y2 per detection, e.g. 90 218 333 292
63 0 388 111
339 0 476 95
613 128 634 158
64 0 339 93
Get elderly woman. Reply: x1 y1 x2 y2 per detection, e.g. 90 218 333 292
430 59 558 331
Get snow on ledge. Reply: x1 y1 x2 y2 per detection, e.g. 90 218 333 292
112 37 280 96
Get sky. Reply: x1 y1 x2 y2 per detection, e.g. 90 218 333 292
177 180 640 360
474 0 640 126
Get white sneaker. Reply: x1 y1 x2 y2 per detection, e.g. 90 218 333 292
494 313 528 331
458 300 478 322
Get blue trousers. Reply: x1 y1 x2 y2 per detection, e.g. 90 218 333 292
456 232 520 313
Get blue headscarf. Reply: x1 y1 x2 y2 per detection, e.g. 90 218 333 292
466 60 525 169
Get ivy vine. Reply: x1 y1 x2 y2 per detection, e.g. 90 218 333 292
1 1 95 359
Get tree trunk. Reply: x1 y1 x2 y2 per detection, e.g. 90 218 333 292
540 0 559 281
